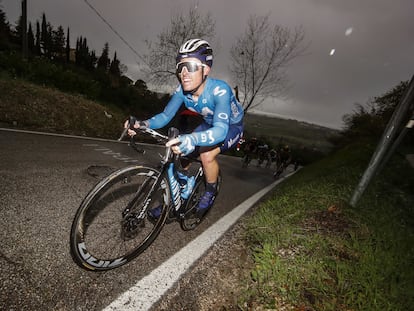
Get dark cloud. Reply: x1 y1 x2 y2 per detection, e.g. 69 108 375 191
2 0 413 128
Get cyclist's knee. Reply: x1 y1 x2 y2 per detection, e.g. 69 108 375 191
200 147 220 165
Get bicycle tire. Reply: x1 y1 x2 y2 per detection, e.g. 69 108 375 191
70 166 170 271
273 164 285 179
180 173 222 231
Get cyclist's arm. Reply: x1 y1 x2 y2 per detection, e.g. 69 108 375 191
146 91 183 129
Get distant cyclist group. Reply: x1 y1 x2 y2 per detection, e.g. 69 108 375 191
239 136 297 178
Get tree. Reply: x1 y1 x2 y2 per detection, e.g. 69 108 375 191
229 14 306 113
342 102 383 139
109 52 121 77
65 27 70 63
337 80 411 146
88 50 97 70
373 80 409 123
143 4 215 87
75 36 96 70
134 79 148 95
40 13 52 57
0 7 10 49
27 22 35 54
11 15 23 46
97 42 110 72
75 36 84 66
52 25 65 61
34 21 41 55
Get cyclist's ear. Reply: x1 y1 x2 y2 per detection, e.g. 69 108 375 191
203 66 211 76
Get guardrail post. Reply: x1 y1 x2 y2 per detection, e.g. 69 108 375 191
350 75 414 207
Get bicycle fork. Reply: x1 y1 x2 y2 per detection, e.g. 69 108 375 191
122 170 165 220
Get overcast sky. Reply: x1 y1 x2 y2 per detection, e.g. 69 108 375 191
2 0 414 129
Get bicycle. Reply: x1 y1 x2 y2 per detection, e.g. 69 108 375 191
241 152 252 168
273 159 291 179
70 121 221 271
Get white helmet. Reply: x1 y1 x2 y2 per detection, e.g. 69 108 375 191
176 39 213 67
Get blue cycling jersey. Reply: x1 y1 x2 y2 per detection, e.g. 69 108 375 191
147 77 244 147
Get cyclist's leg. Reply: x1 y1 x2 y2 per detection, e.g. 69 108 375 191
197 122 243 213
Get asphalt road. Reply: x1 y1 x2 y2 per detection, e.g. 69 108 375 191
0 128 284 311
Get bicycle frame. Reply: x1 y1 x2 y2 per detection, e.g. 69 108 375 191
125 126 203 219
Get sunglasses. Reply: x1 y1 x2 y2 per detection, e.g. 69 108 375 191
176 61 206 74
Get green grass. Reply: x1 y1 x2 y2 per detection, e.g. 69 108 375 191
241 142 414 310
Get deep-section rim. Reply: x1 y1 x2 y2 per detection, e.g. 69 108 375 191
69 165 170 271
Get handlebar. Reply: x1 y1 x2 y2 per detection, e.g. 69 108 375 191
118 126 169 142
119 116 180 160
118 116 171 142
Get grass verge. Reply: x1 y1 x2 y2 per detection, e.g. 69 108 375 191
241 142 414 310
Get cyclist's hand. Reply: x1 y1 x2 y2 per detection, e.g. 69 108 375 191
124 118 147 137
166 134 196 156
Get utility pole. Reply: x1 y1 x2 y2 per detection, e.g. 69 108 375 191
22 0 28 58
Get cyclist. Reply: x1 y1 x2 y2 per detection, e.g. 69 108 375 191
125 38 244 217
266 148 278 168
242 137 258 167
280 145 292 164
278 145 292 170
257 142 269 167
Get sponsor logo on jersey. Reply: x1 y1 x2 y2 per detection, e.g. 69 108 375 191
231 102 240 118
227 133 241 149
213 86 227 97
201 107 214 116
200 130 215 144
218 112 229 120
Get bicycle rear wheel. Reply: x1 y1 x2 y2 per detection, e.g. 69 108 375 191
70 166 170 271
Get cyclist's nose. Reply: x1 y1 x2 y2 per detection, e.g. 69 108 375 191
181 66 190 75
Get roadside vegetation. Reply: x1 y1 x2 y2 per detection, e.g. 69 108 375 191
240 140 414 310
238 80 414 310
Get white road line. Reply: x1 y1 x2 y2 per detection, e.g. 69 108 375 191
1 127 124 143
102 171 296 311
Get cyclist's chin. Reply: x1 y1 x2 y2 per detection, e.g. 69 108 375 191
181 81 196 91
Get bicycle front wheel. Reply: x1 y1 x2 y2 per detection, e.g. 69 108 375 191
70 166 170 271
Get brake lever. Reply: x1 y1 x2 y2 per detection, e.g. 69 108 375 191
119 117 145 154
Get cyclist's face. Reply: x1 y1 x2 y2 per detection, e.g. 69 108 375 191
176 58 210 92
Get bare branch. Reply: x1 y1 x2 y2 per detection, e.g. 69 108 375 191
143 4 215 88
229 14 306 113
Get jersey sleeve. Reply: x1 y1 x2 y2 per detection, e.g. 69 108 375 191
147 90 183 129
190 83 231 146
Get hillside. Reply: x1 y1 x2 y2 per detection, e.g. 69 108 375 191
0 78 126 139
0 77 337 154
244 113 338 153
